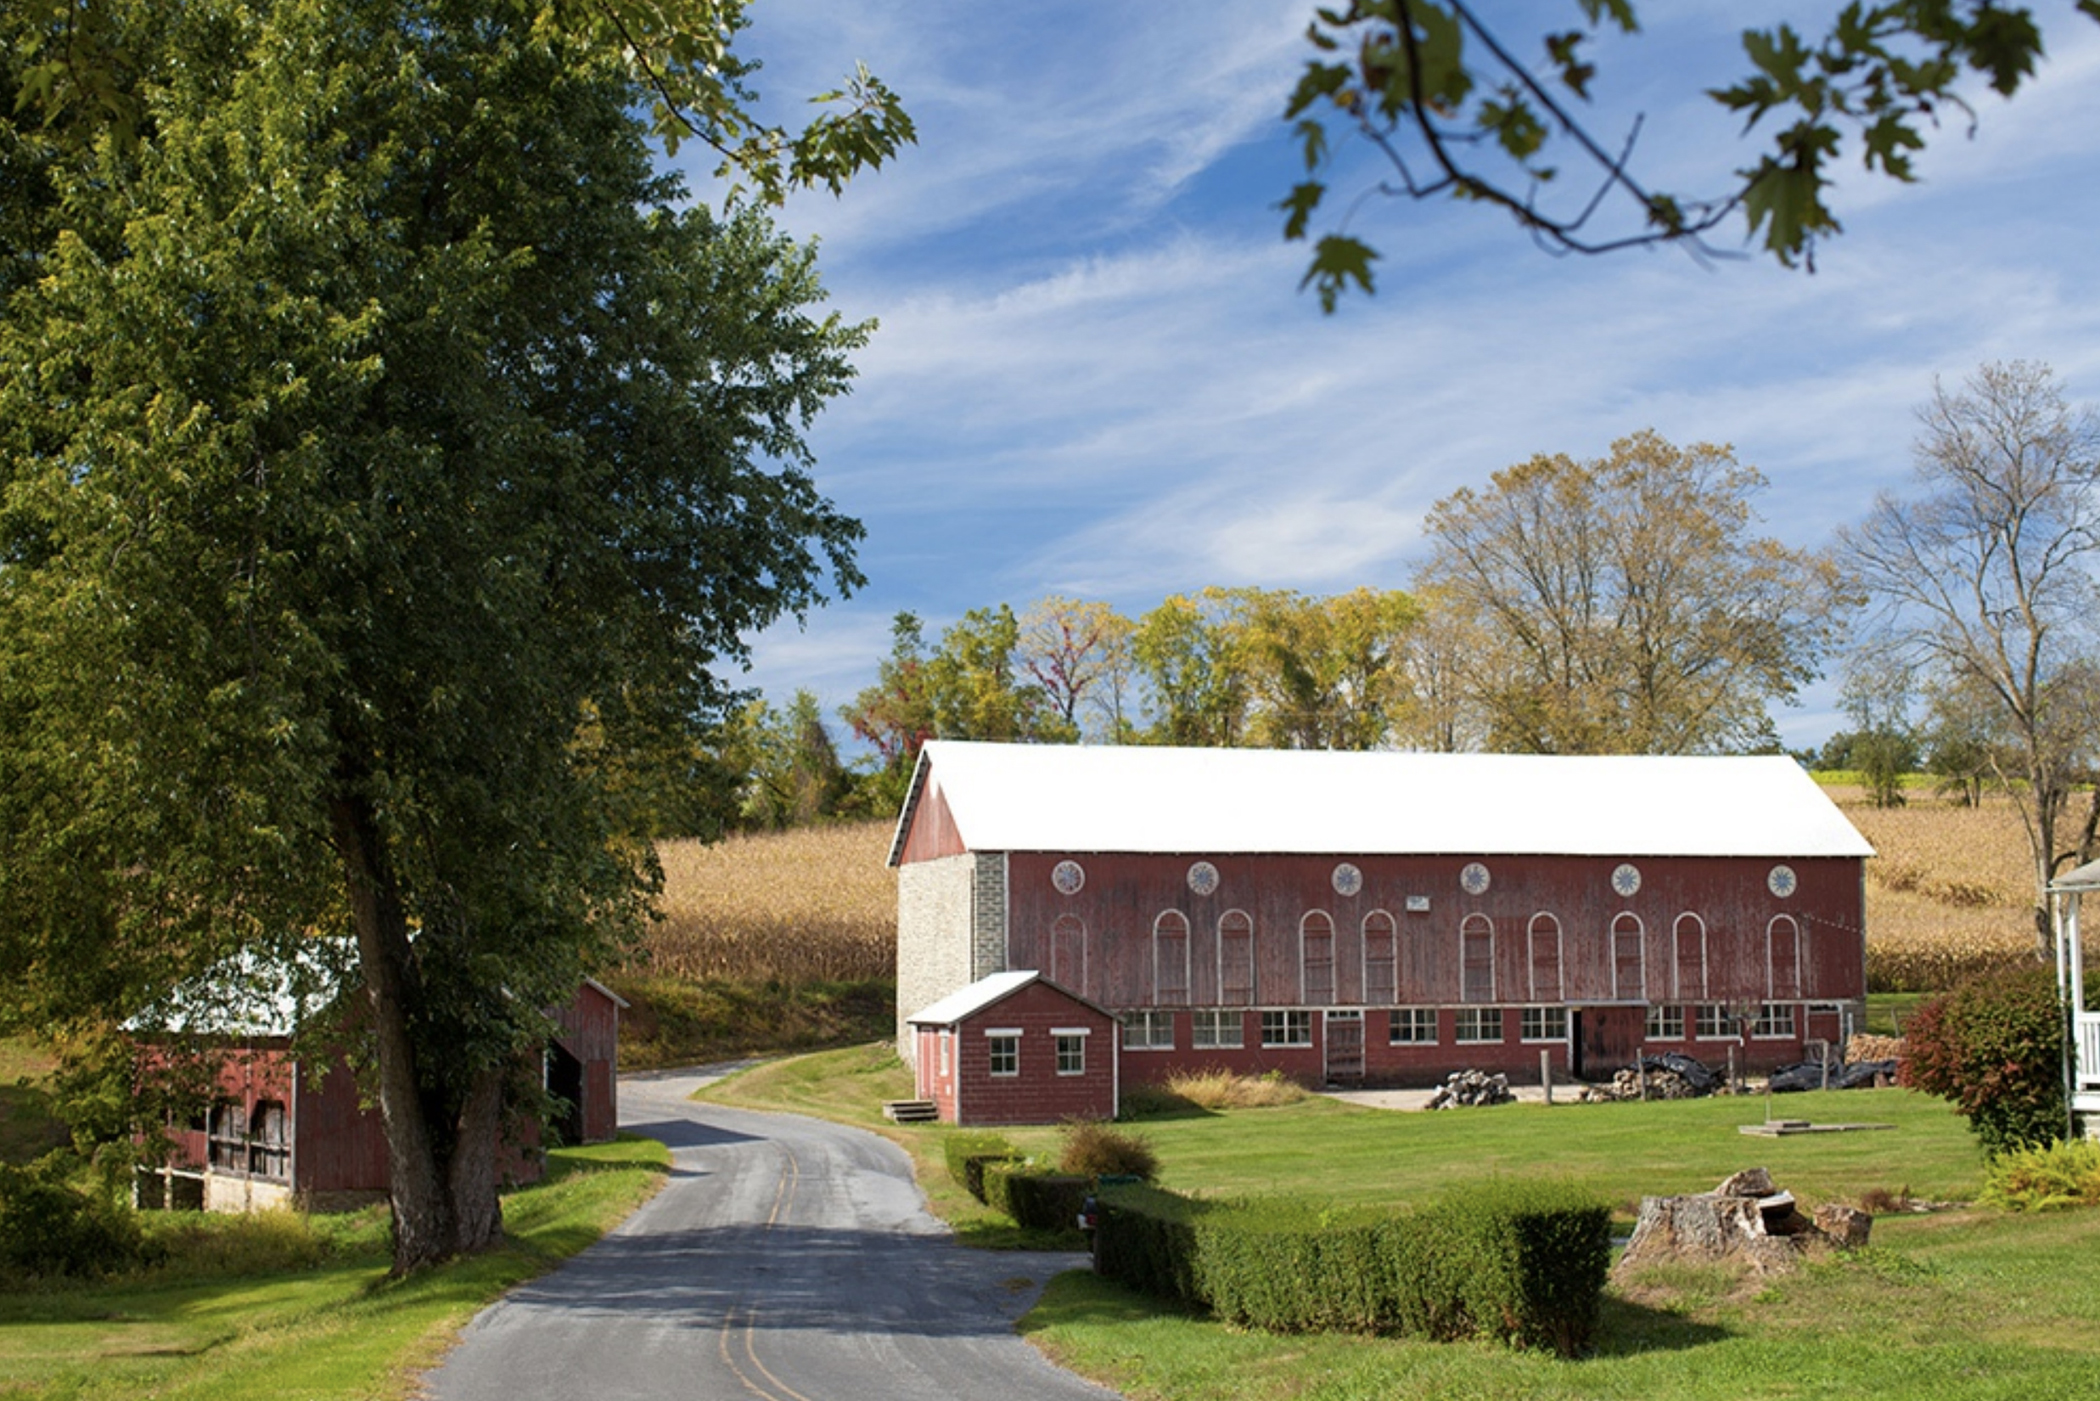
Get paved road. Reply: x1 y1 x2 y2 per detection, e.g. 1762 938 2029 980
426 1068 1118 1401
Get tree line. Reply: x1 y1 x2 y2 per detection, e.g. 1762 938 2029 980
728 367 2100 959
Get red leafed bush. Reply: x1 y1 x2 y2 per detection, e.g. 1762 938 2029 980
1899 964 2066 1156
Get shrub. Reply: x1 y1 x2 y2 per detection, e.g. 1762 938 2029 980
1058 1121 1159 1181
1092 1179 1610 1357
1978 1140 2100 1211
1900 964 2067 1154
0 1156 145 1280
981 1162 1090 1232
943 1131 1021 1202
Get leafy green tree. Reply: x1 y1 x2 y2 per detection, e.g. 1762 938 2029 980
1134 589 1258 747
1240 588 1419 750
840 612 940 814
1842 361 2100 953
1281 2 2095 305
1835 654 1920 807
730 690 852 831
0 0 868 1271
1417 431 1846 754
927 604 1067 744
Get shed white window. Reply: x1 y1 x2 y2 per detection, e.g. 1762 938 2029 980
1192 1009 1243 1048
985 1028 1021 1076
1053 1029 1089 1076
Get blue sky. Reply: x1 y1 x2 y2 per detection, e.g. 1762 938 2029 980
693 2 2100 753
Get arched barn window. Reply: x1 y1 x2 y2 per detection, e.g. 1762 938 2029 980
1460 915 1495 1003
1219 911 1255 1004
1302 912 1336 1005
1154 911 1190 1005
1050 914 1087 994
1768 915 1803 1000
1528 914 1563 1002
1362 911 1398 1005
1673 914 1707 1000
1612 913 1645 1001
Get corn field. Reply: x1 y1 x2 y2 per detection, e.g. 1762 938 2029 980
627 821 897 984
1843 787 2069 992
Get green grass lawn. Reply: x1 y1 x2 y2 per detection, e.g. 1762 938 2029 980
0 1135 668 1401
705 1045 2100 1401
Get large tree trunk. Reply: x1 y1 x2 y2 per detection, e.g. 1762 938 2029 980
330 789 505 1272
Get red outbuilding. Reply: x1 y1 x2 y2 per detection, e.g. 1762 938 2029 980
892 742 1875 1099
907 970 1119 1125
134 973 627 1212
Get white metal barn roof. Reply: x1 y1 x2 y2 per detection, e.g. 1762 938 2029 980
889 741 1874 864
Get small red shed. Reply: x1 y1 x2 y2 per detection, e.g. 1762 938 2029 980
908 970 1119 1125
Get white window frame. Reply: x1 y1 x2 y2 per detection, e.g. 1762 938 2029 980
1454 1006 1502 1044
1154 910 1191 1005
1527 913 1564 1002
1121 1010 1174 1051
985 1028 1020 1077
1460 914 1495 1003
1052 1028 1090 1076
1219 910 1255 1004
1192 1008 1244 1049
1611 913 1646 1002
1646 1004 1685 1040
1388 1006 1437 1044
1362 910 1398 1006
1751 1003 1798 1040
1767 915 1804 1000
1673 913 1707 1001
1519 1006 1568 1043
1259 1009 1313 1048
1301 911 1336 1005
1694 1004 1733 1040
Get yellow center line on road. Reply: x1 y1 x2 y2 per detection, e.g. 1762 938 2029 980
743 1150 816 1401
714 1146 814 1401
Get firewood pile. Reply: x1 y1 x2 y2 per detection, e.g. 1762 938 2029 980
1845 1033 1905 1064
1425 1068 1515 1108
1576 1051 1720 1102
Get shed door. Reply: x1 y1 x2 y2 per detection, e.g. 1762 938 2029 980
1325 1011 1364 1084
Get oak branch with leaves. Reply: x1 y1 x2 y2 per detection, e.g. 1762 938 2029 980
1282 0 2096 307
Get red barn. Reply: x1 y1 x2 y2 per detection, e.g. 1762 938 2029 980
907 970 1119 1125
134 975 627 1212
892 742 1873 1096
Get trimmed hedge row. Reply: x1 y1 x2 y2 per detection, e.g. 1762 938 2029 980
983 1162 1091 1232
1093 1180 1610 1356
943 1132 1023 1203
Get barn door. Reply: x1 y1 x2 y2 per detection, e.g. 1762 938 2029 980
1324 1011 1364 1084
1572 1006 1644 1081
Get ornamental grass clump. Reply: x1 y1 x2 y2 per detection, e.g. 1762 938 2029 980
1058 1121 1159 1182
